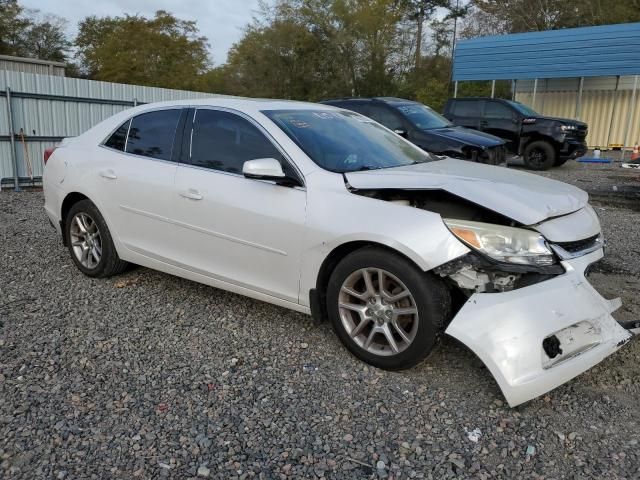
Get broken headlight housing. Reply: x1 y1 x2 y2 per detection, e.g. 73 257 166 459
444 219 556 267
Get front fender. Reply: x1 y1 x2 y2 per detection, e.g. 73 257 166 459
298 172 470 306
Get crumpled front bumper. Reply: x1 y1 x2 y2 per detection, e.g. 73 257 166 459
444 248 633 407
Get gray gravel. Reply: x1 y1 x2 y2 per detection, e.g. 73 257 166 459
1 189 640 479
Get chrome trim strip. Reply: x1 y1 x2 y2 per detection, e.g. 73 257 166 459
550 234 604 260
119 204 288 256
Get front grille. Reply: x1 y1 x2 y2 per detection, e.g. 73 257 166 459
551 234 602 259
554 234 600 253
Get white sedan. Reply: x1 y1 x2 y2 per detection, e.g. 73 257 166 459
43 98 633 407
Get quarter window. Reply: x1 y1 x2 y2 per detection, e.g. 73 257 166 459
125 109 182 161
189 109 287 175
104 119 130 151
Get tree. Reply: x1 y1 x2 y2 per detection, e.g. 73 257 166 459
75 10 210 90
0 0 69 62
464 0 640 37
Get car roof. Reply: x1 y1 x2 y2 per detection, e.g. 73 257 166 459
321 97 418 106
134 96 338 115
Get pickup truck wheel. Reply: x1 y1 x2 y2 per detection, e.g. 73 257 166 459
326 247 450 370
65 199 128 278
523 141 556 170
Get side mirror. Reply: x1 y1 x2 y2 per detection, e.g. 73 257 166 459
242 158 285 180
394 128 408 138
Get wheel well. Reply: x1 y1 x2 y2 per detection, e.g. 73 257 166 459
312 241 426 322
522 134 557 152
60 192 90 245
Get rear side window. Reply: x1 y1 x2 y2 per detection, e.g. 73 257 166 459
126 109 182 161
452 101 481 117
484 101 513 118
189 109 286 175
104 119 130 151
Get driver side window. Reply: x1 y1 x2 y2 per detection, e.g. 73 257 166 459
367 105 404 131
189 109 288 175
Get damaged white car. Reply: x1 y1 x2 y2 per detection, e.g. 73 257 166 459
43 99 634 407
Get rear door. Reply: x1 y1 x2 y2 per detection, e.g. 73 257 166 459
94 107 185 260
171 108 307 303
481 100 520 151
447 99 482 130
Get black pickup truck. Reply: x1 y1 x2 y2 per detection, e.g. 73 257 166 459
443 98 588 170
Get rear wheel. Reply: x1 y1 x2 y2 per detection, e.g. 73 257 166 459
523 140 556 170
326 247 450 370
65 199 128 278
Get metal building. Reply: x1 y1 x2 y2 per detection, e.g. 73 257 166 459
452 22 640 152
0 55 66 76
1 70 225 189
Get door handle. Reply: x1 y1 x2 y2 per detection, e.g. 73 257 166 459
99 169 117 180
179 189 203 201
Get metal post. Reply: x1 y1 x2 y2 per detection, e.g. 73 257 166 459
575 77 584 119
491 80 496 98
512 80 517 101
606 75 621 150
133 98 138 107
453 81 458 98
532 78 538 110
5 87 20 191
622 75 639 160
539 79 547 114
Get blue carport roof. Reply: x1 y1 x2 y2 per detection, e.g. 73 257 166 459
452 22 640 81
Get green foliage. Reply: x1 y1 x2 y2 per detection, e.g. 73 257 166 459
0 0 69 62
75 10 210 90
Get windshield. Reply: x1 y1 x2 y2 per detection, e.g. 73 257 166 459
395 103 452 129
507 100 539 117
263 109 437 173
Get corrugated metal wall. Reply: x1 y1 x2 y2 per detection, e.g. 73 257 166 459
515 76 640 148
0 55 65 76
1 70 225 185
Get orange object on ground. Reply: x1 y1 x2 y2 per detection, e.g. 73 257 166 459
632 143 640 161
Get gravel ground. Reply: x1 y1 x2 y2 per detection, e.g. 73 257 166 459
1 184 639 479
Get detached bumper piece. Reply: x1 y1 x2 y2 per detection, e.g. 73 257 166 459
445 248 632 407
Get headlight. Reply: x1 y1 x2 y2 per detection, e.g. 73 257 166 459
560 125 577 131
444 219 556 266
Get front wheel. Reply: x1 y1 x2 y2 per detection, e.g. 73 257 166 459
523 140 556 170
326 247 451 370
65 199 128 278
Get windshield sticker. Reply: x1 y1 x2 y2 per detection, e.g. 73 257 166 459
287 118 311 128
398 106 425 115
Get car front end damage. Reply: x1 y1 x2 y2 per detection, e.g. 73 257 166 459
438 238 633 407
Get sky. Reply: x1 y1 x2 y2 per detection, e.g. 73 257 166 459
22 0 265 65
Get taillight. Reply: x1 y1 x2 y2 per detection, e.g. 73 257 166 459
44 147 56 165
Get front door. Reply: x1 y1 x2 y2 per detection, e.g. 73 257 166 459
171 108 306 303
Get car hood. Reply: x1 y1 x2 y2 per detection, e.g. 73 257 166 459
421 126 505 147
345 159 588 225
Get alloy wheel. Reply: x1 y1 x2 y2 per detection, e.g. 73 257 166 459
69 212 102 269
338 268 419 356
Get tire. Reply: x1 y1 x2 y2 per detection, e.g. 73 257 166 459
65 199 128 278
553 157 569 167
523 140 556 170
326 246 451 370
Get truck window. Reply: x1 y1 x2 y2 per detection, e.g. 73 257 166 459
452 101 481 117
484 101 513 118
